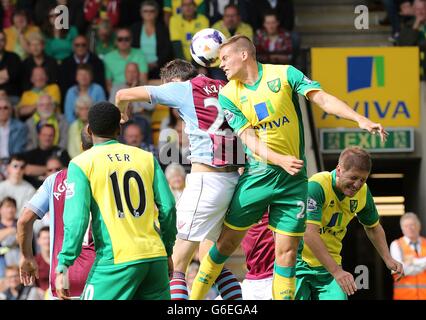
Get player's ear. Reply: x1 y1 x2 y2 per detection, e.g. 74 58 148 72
87 125 93 136
241 50 248 61
336 164 341 177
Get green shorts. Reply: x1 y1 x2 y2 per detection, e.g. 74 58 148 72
295 259 347 300
224 164 307 236
81 258 170 300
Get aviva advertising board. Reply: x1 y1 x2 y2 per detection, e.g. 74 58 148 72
311 47 419 127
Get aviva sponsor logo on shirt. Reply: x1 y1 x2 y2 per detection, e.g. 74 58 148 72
311 47 419 127
253 100 290 130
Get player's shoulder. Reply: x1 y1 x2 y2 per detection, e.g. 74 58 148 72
309 171 332 182
191 74 226 95
121 143 155 160
191 74 226 87
219 79 239 97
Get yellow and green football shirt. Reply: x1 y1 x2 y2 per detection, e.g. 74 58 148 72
163 0 206 16
169 13 209 61
58 140 177 268
300 170 380 268
219 63 322 166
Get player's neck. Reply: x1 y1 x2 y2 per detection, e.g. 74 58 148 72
241 60 260 86
92 136 116 145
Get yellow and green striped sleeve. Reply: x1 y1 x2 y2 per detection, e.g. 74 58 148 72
219 93 250 135
286 65 322 99
307 181 325 225
356 187 380 227
153 158 177 256
58 162 91 268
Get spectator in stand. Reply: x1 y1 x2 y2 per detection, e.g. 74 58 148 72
0 265 41 300
46 156 65 176
17 66 61 121
20 123 70 188
109 62 155 126
164 162 186 202
64 64 105 124
212 4 253 39
0 156 35 218
169 0 209 62
104 28 148 93
84 0 121 28
122 122 158 158
41 6 79 62
93 19 116 60
0 197 20 280
67 95 92 159
209 3 253 79
163 0 206 27
248 0 295 32
390 212 426 300
4 9 41 60
384 0 417 42
0 30 22 105
59 35 106 101
34 226 50 299
21 34 59 92
131 0 174 79
0 97 28 160
0 0 15 29
397 0 426 78
25 94 67 151
254 10 295 65
33 0 88 35
205 0 250 25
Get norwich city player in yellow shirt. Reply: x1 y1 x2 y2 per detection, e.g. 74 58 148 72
190 35 388 300
55 102 177 300
296 147 403 300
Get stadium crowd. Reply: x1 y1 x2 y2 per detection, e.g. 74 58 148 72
0 0 425 300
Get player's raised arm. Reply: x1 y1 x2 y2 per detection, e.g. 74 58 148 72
115 86 151 113
307 90 388 142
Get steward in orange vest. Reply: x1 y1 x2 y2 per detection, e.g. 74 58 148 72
393 237 426 300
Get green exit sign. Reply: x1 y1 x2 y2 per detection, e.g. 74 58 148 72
320 128 414 153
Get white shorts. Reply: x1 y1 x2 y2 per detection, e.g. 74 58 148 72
176 171 239 242
241 277 273 300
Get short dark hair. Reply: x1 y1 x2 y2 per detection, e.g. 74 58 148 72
224 4 239 13
160 59 198 83
8 154 26 165
262 9 279 23
37 123 55 135
141 0 159 11
0 196 16 208
88 102 121 137
76 63 93 77
38 226 50 238
338 146 372 172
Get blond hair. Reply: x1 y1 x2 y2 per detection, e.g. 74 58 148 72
220 34 256 59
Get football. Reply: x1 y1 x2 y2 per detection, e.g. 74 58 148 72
190 28 227 67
